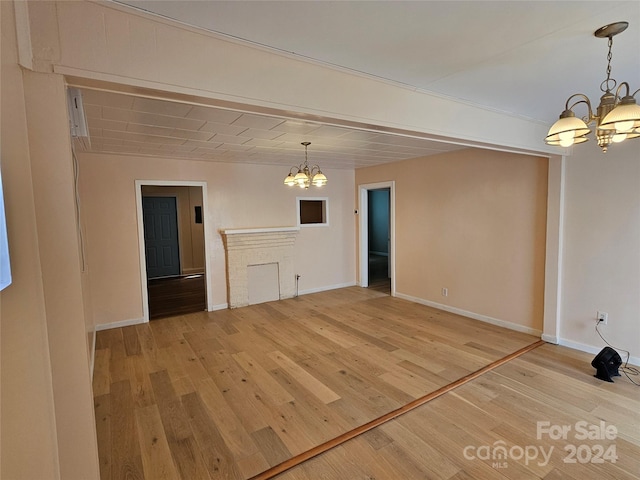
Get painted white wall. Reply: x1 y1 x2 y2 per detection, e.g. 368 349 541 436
78 153 355 328
561 139 640 363
28 0 553 155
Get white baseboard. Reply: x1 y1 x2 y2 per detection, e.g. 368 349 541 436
209 303 228 311
95 304 229 330
555 338 640 367
182 268 205 275
95 317 147 331
299 281 357 296
89 329 97 380
394 292 542 337
541 333 559 344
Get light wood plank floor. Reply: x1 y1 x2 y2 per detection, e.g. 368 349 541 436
277 343 640 479
93 287 639 479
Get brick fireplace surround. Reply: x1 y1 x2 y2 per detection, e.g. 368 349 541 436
220 227 299 308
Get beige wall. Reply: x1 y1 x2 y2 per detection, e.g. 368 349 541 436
1 2 60 476
1 1 100 478
23 68 99 480
561 139 640 361
78 152 356 327
356 148 548 332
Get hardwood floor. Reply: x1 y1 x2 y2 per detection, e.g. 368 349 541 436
277 343 640 479
93 287 640 479
368 253 390 290
368 278 391 294
147 274 206 320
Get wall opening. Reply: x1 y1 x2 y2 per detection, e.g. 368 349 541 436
135 180 213 321
297 197 329 226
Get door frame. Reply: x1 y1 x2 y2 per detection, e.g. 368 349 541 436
358 181 395 295
135 180 213 322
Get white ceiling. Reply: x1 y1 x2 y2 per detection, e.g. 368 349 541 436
80 88 467 169
79 0 640 167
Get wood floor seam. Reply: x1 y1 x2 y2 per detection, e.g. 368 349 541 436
248 339 545 480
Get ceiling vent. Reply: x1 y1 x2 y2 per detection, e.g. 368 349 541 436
67 87 91 150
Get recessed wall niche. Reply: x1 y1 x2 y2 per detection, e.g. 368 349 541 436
297 197 328 226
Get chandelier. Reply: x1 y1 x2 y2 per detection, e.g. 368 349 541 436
545 22 640 152
283 142 327 188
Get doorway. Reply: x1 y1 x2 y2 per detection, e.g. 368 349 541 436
136 182 211 320
367 188 391 292
359 181 395 295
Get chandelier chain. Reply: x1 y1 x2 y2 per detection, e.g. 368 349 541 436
601 36 617 93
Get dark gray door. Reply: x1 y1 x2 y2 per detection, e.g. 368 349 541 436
143 196 180 278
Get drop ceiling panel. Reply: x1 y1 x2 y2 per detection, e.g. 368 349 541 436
270 121 324 135
102 106 134 123
131 112 206 131
230 114 287 130
198 122 249 135
186 106 243 124
241 128 287 141
131 97 193 117
210 133 251 145
79 88 468 167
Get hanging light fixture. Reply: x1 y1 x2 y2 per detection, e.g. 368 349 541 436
545 21 640 153
283 142 327 189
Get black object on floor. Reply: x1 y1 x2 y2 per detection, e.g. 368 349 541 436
591 346 622 382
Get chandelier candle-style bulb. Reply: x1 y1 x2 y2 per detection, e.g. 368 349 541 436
283 142 328 189
545 108 591 147
312 171 327 187
599 87 640 133
284 171 296 186
545 21 640 152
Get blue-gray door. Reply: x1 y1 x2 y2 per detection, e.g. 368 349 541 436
367 188 390 283
143 196 180 278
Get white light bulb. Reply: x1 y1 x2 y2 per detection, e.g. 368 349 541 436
612 133 627 143
614 120 634 133
559 137 575 147
558 130 575 141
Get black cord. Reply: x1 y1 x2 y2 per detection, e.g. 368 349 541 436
595 321 640 386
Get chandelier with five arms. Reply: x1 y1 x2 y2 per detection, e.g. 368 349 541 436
283 142 327 189
545 21 640 152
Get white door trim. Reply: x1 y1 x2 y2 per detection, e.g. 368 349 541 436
358 181 396 296
135 180 213 321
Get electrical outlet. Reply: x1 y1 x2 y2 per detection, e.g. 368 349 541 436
597 311 608 325
442 287 448 297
